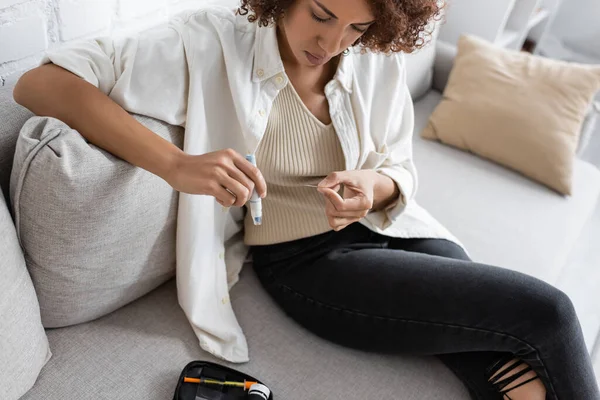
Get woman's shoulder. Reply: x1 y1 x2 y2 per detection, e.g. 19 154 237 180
348 49 408 93
170 5 257 35
167 5 258 68
350 48 406 74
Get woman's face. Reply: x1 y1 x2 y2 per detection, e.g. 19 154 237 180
279 0 375 67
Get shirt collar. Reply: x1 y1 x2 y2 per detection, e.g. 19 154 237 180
252 24 354 93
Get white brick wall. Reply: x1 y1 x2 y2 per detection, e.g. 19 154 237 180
0 0 236 80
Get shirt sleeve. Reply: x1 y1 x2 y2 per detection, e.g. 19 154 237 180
371 54 418 230
39 15 192 127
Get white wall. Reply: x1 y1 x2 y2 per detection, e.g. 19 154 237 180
551 0 600 59
0 0 236 80
539 0 600 63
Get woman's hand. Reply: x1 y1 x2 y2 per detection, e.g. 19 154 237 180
167 149 267 207
318 170 399 231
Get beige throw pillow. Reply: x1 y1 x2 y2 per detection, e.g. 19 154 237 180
421 35 600 195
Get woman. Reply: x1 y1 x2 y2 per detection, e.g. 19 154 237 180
13 0 599 399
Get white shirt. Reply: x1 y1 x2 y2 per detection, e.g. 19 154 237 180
41 5 461 363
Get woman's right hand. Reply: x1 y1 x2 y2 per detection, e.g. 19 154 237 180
167 148 267 207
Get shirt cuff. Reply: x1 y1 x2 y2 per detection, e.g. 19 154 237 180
370 167 414 230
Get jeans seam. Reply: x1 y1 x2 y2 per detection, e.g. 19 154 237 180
279 284 557 399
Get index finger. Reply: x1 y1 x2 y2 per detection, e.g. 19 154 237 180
319 187 344 210
233 155 267 198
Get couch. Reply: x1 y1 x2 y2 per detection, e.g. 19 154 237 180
1 36 599 399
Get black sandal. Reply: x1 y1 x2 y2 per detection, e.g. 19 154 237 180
485 355 541 400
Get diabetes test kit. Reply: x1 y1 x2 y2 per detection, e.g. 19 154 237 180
173 361 274 400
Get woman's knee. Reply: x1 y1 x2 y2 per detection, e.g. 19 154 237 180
526 284 579 334
547 288 578 329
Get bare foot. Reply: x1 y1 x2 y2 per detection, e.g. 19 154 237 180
489 359 546 400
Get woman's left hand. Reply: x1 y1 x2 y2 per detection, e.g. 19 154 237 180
318 170 398 231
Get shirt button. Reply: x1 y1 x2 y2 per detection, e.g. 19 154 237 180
218 252 224 260
256 69 264 77
275 75 284 84
221 206 228 213
258 109 266 117
221 297 229 305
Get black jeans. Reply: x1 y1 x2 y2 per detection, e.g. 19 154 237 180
251 223 599 400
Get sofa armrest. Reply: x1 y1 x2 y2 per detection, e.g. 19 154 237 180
432 40 458 93
578 101 600 157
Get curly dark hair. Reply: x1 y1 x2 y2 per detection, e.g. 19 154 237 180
238 0 444 53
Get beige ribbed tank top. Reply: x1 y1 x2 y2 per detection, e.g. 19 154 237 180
244 83 345 245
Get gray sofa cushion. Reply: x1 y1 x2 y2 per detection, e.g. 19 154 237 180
9 116 183 327
413 91 600 349
22 269 469 400
413 91 600 282
0 74 33 208
0 191 51 399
